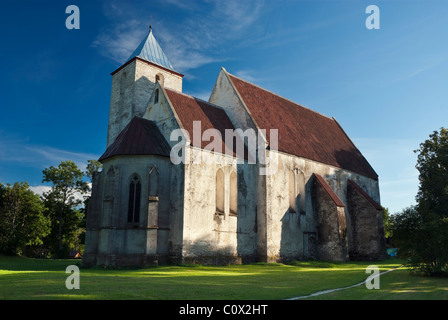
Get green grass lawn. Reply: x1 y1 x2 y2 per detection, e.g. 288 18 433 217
0 255 446 300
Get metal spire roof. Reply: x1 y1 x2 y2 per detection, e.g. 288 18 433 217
127 27 176 72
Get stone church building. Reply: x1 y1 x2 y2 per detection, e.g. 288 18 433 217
83 26 387 267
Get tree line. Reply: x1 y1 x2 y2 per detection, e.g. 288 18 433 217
385 127 448 276
0 160 101 258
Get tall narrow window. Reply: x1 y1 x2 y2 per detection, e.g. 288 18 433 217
229 171 238 215
215 169 224 214
120 72 126 95
289 170 296 213
154 89 159 104
128 175 141 223
297 171 306 215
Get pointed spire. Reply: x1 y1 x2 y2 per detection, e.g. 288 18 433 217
127 25 176 72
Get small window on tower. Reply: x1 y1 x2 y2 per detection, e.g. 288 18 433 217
154 89 159 104
155 73 164 86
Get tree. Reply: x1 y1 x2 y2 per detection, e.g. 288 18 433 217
78 159 102 251
82 159 102 211
382 208 393 240
42 161 89 258
415 127 448 218
0 182 50 256
392 206 448 276
392 127 448 276
85 159 102 182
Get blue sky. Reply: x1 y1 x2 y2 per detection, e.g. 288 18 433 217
0 0 447 214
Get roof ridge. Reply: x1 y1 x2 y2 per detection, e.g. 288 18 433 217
225 71 335 122
164 87 226 111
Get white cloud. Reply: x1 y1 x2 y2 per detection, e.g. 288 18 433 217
234 70 261 84
30 184 91 205
29 185 52 196
0 132 99 175
24 146 98 172
91 20 147 64
92 0 266 72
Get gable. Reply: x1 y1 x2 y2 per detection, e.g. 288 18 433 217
313 173 345 208
347 180 383 210
226 72 378 180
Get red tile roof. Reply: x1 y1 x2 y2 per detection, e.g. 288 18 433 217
227 73 378 180
99 117 171 162
348 180 383 210
313 174 345 207
165 88 249 160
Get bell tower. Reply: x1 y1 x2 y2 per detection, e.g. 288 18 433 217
107 26 184 147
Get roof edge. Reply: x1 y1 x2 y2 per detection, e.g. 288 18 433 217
313 173 345 207
222 68 268 145
347 180 383 210
225 70 335 122
332 117 378 180
111 57 184 77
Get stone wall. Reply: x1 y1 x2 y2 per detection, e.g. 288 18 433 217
107 58 183 147
180 148 260 264
83 155 181 267
347 182 387 260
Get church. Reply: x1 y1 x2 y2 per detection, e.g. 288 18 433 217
83 26 387 267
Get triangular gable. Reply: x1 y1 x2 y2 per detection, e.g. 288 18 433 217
313 173 345 207
347 180 382 210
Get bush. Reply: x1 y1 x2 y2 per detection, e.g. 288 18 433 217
392 206 448 276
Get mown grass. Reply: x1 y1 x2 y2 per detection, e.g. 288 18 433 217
0 255 445 300
304 267 448 300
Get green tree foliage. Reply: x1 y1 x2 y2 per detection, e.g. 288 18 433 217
392 128 448 276
42 160 89 258
415 127 448 218
85 159 102 182
0 182 50 255
392 206 448 276
382 207 393 240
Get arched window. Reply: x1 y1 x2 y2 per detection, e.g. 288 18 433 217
154 89 159 104
229 171 238 215
128 175 141 223
215 169 225 214
289 170 296 213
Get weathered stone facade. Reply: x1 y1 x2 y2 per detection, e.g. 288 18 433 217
83 28 387 268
